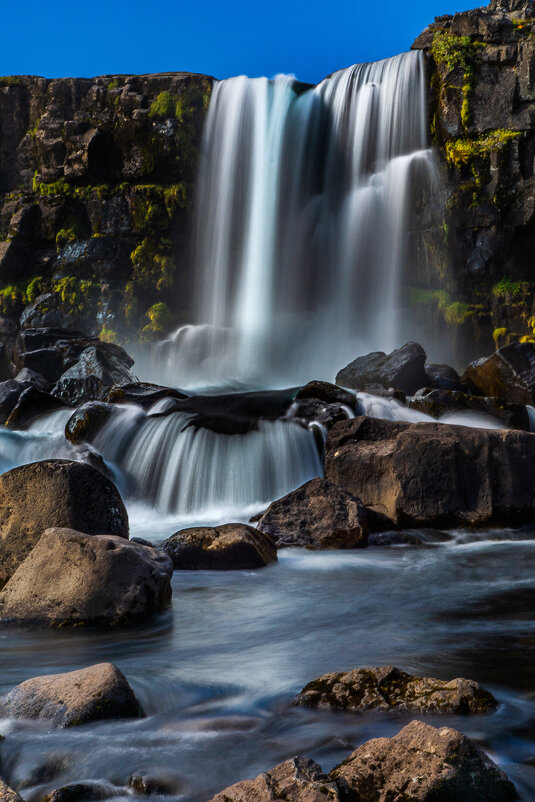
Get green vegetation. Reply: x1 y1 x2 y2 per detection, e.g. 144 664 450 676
431 31 486 132
130 237 174 292
409 287 473 326
143 301 173 337
107 80 119 90
0 77 21 87
493 327 507 346
26 276 47 303
445 130 523 168
0 285 26 315
99 324 119 343
492 277 524 298
149 91 185 120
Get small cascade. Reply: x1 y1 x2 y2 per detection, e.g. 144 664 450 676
152 50 438 389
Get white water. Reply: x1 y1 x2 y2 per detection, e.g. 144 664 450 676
152 51 437 389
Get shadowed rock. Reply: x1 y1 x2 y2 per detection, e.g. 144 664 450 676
257 478 368 549
409 388 530 430
161 524 277 570
330 720 518 801
295 665 497 714
0 663 142 726
463 342 535 405
0 459 128 588
208 756 341 802
0 528 172 626
336 342 427 395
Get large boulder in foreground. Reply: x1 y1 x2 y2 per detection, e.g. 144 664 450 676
0 780 23 802
257 478 368 549
330 720 517 801
325 416 535 528
295 665 497 714
0 529 172 626
0 460 128 588
336 342 427 394
462 342 535 405
208 756 340 802
161 524 277 570
0 663 142 726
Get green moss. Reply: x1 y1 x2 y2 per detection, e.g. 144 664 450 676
130 237 174 292
143 301 173 337
149 91 185 120
0 284 26 315
107 80 119 90
26 276 47 303
409 287 473 326
0 77 21 87
51 276 100 317
99 324 119 343
492 277 524 297
445 130 523 168
443 300 471 324
431 31 485 71
493 327 507 346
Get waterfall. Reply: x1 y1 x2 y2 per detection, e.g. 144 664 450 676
154 50 437 389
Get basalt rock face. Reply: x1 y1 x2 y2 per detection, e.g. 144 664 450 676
0 73 212 360
410 0 535 364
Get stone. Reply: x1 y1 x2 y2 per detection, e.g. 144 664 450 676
52 345 136 406
294 381 356 409
0 528 173 626
330 720 518 801
0 663 142 726
20 347 64 383
425 362 463 391
14 367 52 393
106 382 189 409
257 478 368 549
208 756 341 802
336 342 427 395
325 415 535 528
161 524 277 570
65 402 114 444
127 769 184 796
41 783 117 802
0 459 128 588
0 378 32 424
4 386 67 429
0 780 23 802
295 665 497 714
409 388 530 430
463 342 535 405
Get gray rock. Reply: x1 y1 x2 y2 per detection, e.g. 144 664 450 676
336 342 427 395
161 524 277 570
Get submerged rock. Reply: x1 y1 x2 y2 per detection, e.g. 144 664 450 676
295 665 497 714
0 663 142 726
257 478 368 549
127 769 185 796
0 528 173 627
0 459 128 588
336 342 427 395
106 382 189 409
330 720 518 801
409 388 530 430
208 756 340 802
161 524 277 570
463 342 535 405
65 402 114 444
325 416 535 528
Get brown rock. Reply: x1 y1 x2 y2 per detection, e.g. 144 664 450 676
0 663 142 726
330 720 518 801
161 524 277 570
295 665 497 714
0 528 172 626
325 416 535 528
0 459 129 588
257 478 368 549
208 756 341 802
463 342 535 405
409 388 530 430
0 781 23 802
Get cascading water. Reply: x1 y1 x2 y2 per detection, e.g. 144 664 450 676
153 50 438 389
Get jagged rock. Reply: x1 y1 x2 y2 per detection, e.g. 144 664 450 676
4 386 67 429
324 415 535 528
425 362 463 391
106 381 189 409
161 524 277 569
409 387 530 430
65 401 114 444
0 780 23 802
336 342 427 395
294 381 356 408
463 342 535 405
52 345 136 406
330 720 518 801
0 528 173 626
0 378 32 424
0 459 128 588
20 347 64 383
0 663 142 726
257 478 368 549
295 665 497 713
14 367 52 393
208 756 341 802
20 294 77 331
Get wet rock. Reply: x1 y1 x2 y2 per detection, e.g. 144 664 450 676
14 368 52 393
294 381 356 409
330 720 518 801
336 342 427 395
325 416 535 528
0 378 32 424
127 769 184 796
409 388 530 430
19 293 74 331
0 528 173 627
106 382 189 410
0 663 142 726
208 756 341 802
0 459 128 588
361 384 407 403
65 402 114 444
52 345 136 407
257 478 368 549
425 362 463 391
368 530 446 546
4 387 67 430
463 342 535 405
295 665 497 713
20 348 64 383
0 780 23 802
161 524 277 570
40 783 118 802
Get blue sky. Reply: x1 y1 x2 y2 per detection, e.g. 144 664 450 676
3 0 482 84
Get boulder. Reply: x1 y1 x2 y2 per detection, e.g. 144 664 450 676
106 382 189 410
0 379 32 424
14 368 52 393
330 720 518 801
425 362 463 391
409 388 530 430
0 459 128 588
161 524 277 570
0 663 142 726
20 347 64 383
208 757 341 802
52 345 136 406
324 416 535 528
462 342 535 405
294 381 356 409
4 387 67 430
0 528 173 626
295 665 497 714
336 342 427 395
257 478 368 549
65 402 114 444
127 769 184 796
0 781 23 802
41 783 117 802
